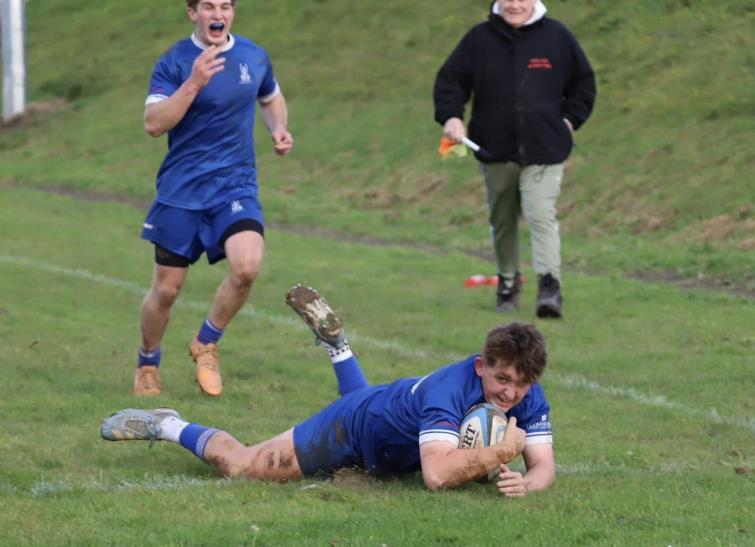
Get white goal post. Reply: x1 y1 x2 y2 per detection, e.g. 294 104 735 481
1 0 27 122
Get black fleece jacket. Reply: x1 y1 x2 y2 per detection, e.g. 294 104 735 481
434 13 596 165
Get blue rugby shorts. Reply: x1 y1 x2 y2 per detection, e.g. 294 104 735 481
141 196 264 265
293 388 379 476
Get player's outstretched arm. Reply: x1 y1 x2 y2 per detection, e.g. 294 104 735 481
496 443 555 498
419 416 525 491
144 46 226 137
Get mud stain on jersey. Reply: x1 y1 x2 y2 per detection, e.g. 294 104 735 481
334 419 348 445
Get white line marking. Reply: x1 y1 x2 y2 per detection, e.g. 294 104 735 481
23 475 233 498
0 254 439 358
2 253 753 434
555 460 721 475
0 254 145 293
550 373 755 433
2 460 732 498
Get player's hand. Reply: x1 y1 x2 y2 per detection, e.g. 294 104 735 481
563 118 574 135
271 127 293 156
443 117 466 143
496 463 528 498
188 46 226 90
501 416 525 457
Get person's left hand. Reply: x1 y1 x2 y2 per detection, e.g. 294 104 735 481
496 463 528 498
271 128 293 156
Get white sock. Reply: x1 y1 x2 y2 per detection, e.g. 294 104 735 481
159 416 190 443
326 341 353 363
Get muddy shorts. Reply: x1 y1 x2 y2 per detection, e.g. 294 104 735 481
293 387 380 476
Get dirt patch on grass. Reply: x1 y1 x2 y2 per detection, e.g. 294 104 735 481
12 181 755 300
415 172 447 197
0 98 68 131
35 184 152 210
700 214 737 241
331 467 378 490
629 270 755 300
671 208 755 246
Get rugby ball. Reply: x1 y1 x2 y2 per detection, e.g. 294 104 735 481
458 403 508 449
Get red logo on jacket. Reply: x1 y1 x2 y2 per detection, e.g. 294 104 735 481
528 58 553 70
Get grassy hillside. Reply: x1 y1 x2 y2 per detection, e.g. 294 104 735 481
1 0 753 287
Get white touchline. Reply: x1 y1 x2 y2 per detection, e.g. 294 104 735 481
550 373 755 433
0 254 439 358
1 254 753 434
7 459 728 498
23 475 233 498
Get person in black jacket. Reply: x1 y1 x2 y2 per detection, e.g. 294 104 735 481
434 0 596 318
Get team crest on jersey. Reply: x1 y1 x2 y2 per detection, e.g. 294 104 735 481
230 200 245 214
239 63 252 85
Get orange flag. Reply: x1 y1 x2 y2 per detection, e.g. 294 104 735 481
438 136 467 158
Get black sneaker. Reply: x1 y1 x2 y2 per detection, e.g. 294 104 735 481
496 272 522 312
536 273 563 319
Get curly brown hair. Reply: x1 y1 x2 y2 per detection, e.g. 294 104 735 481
481 322 547 384
186 0 236 10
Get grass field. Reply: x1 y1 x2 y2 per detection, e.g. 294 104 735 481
1 0 754 545
2 186 754 546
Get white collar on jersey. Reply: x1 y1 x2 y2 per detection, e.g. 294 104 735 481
191 32 235 52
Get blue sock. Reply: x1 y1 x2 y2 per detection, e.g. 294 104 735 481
178 423 220 462
327 344 369 395
198 319 224 345
138 347 161 368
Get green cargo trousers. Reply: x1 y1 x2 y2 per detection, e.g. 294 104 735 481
479 161 564 281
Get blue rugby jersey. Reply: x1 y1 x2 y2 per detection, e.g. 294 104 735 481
146 34 280 210
358 355 552 474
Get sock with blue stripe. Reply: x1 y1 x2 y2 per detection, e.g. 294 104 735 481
138 347 161 368
197 319 224 345
178 423 220 462
326 342 369 395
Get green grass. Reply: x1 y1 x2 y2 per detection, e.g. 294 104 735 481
1 0 754 544
1 185 754 545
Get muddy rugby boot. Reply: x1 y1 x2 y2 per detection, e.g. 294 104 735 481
100 408 182 442
285 284 345 349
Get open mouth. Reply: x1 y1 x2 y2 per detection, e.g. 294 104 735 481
209 22 225 32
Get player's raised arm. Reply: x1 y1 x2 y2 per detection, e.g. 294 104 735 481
144 46 226 137
419 417 525 491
